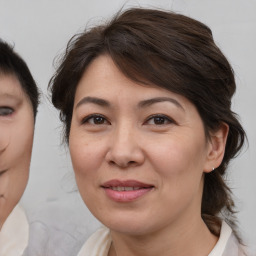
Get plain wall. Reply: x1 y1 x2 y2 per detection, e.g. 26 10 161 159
1 0 255 248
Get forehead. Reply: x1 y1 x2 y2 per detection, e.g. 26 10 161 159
0 74 24 98
77 55 159 94
75 55 188 104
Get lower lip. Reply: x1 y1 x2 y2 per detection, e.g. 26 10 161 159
103 187 153 202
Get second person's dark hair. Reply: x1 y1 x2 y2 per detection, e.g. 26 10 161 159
0 39 39 117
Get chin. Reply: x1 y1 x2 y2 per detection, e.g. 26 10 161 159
96 211 158 236
109 223 149 236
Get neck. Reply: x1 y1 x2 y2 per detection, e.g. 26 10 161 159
108 216 218 256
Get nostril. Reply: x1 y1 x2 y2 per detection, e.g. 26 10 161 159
109 160 116 166
108 160 137 168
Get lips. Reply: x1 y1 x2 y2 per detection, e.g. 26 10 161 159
101 179 154 202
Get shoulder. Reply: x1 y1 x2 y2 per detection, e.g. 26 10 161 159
224 233 256 256
209 221 253 256
0 205 29 256
208 221 232 256
77 226 111 256
23 198 97 256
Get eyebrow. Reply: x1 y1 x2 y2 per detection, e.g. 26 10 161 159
76 96 110 109
76 96 184 111
0 93 22 102
138 97 184 111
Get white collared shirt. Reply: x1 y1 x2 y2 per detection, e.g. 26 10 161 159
0 205 29 256
209 221 247 256
78 221 249 256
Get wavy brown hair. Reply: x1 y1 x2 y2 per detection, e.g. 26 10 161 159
49 8 246 239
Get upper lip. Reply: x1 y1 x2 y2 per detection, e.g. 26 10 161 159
101 179 154 188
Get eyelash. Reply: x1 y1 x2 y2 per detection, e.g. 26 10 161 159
81 114 110 125
81 114 175 126
0 107 14 116
144 114 176 125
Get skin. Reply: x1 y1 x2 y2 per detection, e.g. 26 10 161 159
69 55 228 256
0 74 34 230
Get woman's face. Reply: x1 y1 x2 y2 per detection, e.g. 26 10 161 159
69 55 217 236
0 74 34 229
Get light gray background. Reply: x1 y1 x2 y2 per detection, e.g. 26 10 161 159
1 0 255 249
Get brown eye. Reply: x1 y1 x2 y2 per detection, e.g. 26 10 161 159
82 114 110 125
92 116 105 124
153 116 166 125
0 107 14 116
146 114 174 125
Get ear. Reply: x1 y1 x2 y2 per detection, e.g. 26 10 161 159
204 123 229 173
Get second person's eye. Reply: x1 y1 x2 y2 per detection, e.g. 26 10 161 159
0 107 14 116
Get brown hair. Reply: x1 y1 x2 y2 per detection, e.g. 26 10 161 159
49 8 246 238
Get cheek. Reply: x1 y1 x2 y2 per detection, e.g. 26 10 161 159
151 138 205 171
9 121 34 166
0 173 9 196
145 138 206 221
0 125 10 150
69 132 106 184
8 125 33 195
69 136 106 210
0 123 33 221
147 134 207 192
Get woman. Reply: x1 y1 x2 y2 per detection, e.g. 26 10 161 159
49 8 248 256
0 40 39 255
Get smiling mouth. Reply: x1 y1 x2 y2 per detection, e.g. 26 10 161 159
101 180 154 202
109 186 143 191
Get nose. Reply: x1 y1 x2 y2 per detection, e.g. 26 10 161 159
105 125 145 168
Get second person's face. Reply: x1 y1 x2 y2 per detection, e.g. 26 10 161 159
69 55 213 236
0 74 34 229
